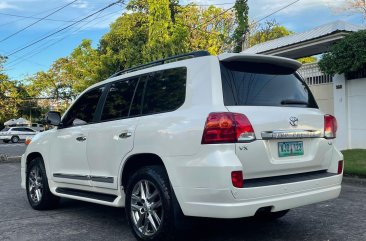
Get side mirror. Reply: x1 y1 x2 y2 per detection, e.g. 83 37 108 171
45 111 61 126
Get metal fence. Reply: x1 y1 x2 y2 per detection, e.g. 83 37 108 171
298 62 332 86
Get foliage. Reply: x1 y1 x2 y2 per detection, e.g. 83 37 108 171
319 30 366 75
233 0 249 53
249 20 293 47
27 1 236 104
0 56 23 125
344 0 366 19
342 149 366 177
298 56 317 64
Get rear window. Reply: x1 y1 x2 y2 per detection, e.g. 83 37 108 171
1 128 9 131
220 61 318 108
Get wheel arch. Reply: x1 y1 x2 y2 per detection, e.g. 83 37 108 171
121 153 167 190
26 152 44 170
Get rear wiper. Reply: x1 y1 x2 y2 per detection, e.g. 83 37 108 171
281 99 309 106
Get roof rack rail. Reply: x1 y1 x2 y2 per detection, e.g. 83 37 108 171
109 50 210 78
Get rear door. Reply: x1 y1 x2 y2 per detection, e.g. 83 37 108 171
220 59 332 178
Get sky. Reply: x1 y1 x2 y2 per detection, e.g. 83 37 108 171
0 0 364 80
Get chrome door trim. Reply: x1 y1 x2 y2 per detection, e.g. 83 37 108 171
53 173 89 180
90 176 114 183
261 130 322 139
53 173 114 183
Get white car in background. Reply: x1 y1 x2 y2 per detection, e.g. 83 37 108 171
0 127 38 143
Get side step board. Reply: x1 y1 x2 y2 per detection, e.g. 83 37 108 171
56 187 118 203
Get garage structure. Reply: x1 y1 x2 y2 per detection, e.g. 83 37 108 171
242 21 366 150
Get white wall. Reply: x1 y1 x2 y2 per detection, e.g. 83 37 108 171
309 83 334 116
333 74 349 150
347 78 366 149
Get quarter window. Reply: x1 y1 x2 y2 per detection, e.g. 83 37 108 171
62 87 104 127
101 78 138 121
142 67 186 115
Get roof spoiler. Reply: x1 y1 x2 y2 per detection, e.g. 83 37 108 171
218 53 302 72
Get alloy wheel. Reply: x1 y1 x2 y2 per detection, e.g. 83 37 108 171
130 180 163 237
28 166 43 203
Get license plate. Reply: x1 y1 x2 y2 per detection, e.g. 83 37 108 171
278 141 304 157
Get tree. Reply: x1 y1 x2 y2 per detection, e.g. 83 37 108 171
250 20 293 46
344 0 366 19
233 0 249 52
250 20 316 64
319 30 366 75
0 56 23 125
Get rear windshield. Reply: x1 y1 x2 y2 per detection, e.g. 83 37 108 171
1 128 9 131
220 61 318 108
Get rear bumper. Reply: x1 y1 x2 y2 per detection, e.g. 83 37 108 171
174 174 342 218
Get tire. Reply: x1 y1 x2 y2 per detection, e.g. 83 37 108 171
26 157 60 210
255 209 290 221
11 136 19 143
125 166 176 241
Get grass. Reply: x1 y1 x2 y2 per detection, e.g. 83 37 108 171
341 149 366 177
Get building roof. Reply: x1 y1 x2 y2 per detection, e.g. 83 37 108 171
242 21 365 58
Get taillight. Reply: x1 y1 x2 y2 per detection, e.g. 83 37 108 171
338 160 343 174
231 171 243 188
201 112 255 144
324 114 337 139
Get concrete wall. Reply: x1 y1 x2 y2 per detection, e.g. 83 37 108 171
333 74 349 150
347 78 366 149
309 83 334 116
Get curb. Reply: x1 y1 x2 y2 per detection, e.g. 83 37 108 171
342 176 366 186
0 156 21 163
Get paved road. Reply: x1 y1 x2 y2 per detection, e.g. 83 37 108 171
0 142 26 160
1 162 366 241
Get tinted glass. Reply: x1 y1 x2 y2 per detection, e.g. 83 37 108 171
1 128 9 131
220 61 317 108
142 67 186 115
101 78 138 121
24 128 35 132
129 76 147 117
62 87 103 127
12 128 21 131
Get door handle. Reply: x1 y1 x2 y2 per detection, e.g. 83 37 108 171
76 136 87 142
119 131 132 139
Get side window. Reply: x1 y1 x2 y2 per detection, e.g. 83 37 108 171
31 124 37 127
101 78 138 121
12 128 20 132
129 76 147 117
62 87 104 127
142 67 186 115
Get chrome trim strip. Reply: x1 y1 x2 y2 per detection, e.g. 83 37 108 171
90 176 114 183
53 173 114 183
261 130 322 139
53 173 89 180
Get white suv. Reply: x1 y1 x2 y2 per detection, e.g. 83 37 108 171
21 51 343 241
0 127 38 143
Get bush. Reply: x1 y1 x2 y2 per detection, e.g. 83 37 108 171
318 30 366 76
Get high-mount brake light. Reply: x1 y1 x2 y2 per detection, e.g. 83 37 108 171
324 115 337 139
201 112 255 144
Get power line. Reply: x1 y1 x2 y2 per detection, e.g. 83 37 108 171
0 0 79 43
252 0 301 25
6 8 122 68
0 12 80 23
6 0 123 57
